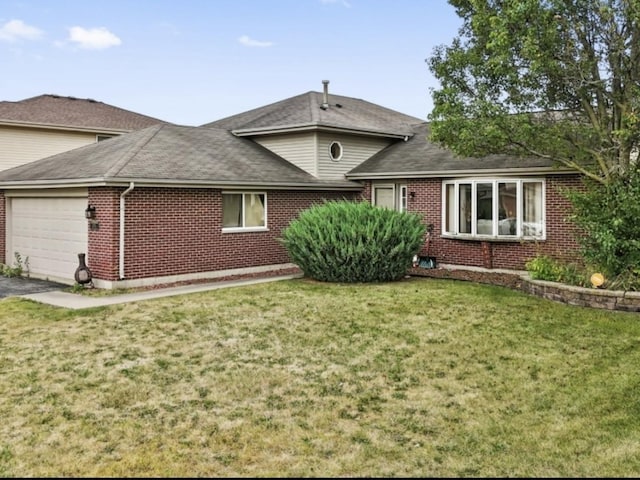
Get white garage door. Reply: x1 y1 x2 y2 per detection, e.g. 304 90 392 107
8 196 88 284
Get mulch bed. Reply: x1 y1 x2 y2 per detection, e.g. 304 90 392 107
408 267 524 290
141 267 304 291
80 265 523 295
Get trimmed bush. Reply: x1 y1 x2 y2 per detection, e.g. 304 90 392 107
280 200 426 283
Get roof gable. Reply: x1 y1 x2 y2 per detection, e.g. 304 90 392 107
0 94 168 132
203 90 423 138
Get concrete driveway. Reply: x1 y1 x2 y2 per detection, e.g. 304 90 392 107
0 276 66 299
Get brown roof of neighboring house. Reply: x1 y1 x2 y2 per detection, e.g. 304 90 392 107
0 94 169 132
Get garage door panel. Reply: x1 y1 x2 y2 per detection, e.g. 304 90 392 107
10 197 88 282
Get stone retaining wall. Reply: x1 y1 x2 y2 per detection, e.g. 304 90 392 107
410 265 640 313
521 276 640 312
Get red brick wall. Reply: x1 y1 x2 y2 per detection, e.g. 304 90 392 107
87 186 359 281
373 174 584 270
6 176 583 282
87 188 121 280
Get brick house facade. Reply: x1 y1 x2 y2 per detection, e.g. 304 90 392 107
403 175 583 270
0 83 588 287
87 187 360 284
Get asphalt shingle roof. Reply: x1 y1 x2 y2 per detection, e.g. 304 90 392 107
0 89 562 188
0 94 168 131
347 123 559 178
0 124 360 188
204 91 423 137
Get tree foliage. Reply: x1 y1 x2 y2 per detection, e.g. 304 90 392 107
427 0 640 184
280 201 426 283
567 170 640 285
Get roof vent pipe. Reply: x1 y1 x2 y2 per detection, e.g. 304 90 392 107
321 80 330 109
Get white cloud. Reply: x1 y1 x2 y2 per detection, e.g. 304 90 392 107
68 26 121 50
238 35 274 48
0 19 43 42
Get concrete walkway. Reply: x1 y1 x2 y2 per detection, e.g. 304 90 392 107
19 273 303 310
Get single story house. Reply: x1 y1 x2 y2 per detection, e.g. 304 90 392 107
0 94 168 171
0 81 582 287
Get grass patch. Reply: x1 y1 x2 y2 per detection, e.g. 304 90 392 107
1 277 639 476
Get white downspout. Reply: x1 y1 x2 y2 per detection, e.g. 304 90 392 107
119 182 135 279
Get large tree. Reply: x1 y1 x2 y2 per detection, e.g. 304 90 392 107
427 0 640 184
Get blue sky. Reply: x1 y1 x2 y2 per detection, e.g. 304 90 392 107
1 0 462 126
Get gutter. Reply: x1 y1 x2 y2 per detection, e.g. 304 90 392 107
119 182 135 279
232 124 413 139
0 178 365 191
345 167 578 180
0 119 130 135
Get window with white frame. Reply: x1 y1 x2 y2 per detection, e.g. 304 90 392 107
443 179 544 239
222 192 266 230
372 183 407 212
329 141 343 162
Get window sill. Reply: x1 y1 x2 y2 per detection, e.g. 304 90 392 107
222 227 269 234
440 234 545 243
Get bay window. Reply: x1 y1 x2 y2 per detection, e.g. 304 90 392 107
442 179 544 239
222 192 266 231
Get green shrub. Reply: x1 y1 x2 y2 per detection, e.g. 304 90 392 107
525 255 562 281
606 268 640 292
280 200 426 283
0 252 29 278
567 170 640 279
525 255 590 287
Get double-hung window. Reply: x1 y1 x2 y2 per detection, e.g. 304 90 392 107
372 183 407 212
222 192 267 231
443 179 544 239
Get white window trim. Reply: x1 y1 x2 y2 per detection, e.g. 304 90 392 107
372 183 408 212
328 141 343 162
441 178 546 240
222 191 268 233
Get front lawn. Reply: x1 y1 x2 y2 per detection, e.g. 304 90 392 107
0 277 639 477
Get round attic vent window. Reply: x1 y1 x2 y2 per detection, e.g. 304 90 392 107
329 141 343 162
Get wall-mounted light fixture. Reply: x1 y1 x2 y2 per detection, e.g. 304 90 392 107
85 205 96 220
409 191 416 199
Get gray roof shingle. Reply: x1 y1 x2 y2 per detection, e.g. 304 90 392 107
0 89 563 188
0 124 360 189
0 94 168 131
204 91 423 137
347 123 561 178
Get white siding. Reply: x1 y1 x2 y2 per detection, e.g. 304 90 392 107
0 126 98 171
255 132 318 176
317 132 391 179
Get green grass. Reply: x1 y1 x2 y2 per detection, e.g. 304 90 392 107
1 277 639 477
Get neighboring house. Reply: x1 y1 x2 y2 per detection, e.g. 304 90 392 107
0 94 168 171
0 81 582 287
